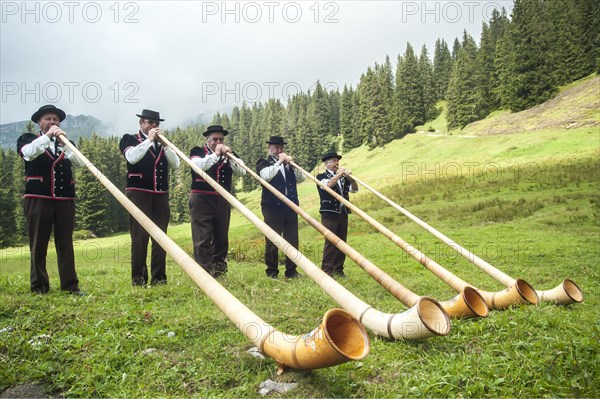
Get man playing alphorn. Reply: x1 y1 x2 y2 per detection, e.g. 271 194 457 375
316 152 358 278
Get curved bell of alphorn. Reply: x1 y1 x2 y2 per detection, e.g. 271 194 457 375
536 279 583 305
477 279 539 309
261 308 370 372
438 286 489 318
360 297 450 340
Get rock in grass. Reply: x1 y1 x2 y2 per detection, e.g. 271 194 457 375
247 347 265 359
258 379 298 396
141 348 157 355
0 382 47 398
27 334 51 347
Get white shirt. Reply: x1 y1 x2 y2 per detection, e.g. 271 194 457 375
259 156 305 183
124 131 180 169
21 134 84 167
191 146 246 177
320 168 359 193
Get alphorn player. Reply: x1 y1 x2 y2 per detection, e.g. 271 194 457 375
316 152 358 278
17 105 85 295
256 136 305 279
188 125 245 278
119 109 180 286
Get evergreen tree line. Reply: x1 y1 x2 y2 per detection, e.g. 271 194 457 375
0 0 597 246
447 0 599 128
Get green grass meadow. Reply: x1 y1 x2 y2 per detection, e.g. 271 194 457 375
1 119 599 395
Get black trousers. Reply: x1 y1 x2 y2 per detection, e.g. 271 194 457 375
261 205 299 277
189 193 231 277
24 198 79 293
126 190 170 285
321 211 349 275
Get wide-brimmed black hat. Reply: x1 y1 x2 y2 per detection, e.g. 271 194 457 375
321 151 342 162
31 105 66 123
266 136 287 145
203 125 229 137
136 109 164 121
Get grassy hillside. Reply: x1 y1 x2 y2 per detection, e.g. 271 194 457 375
415 74 599 136
459 74 599 136
1 77 599 398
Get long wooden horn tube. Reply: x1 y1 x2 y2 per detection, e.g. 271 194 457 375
349 173 582 305
291 161 537 310
227 153 484 319
157 134 450 340
55 133 369 372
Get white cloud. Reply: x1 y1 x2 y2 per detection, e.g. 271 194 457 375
1 0 513 133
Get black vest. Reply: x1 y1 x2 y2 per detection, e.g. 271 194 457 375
256 157 299 207
17 133 75 200
119 132 169 193
316 170 352 214
190 145 233 194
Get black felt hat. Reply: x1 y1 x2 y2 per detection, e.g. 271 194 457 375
266 136 287 145
321 152 342 162
203 125 229 137
136 109 164 121
31 105 66 123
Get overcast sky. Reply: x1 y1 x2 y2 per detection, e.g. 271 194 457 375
1 0 513 133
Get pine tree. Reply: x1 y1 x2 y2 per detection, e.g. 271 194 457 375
498 0 556 111
478 8 510 116
329 89 341 138
286 92 310 168
358 67 382 148
356 60 396 149
228 106 241 151
304 81 336 168
546 0 592 85
103 136 129 233
418 45 437 123
433 38 453 101
11 123 37 242
237 102 254 191
395 44 421 134
494 31 516 109
451 38 462 61
247 103 264 189
24 121 36 134
378 56 396 141
0 150 17 247
211 112 222 125
340 85 362 151
576 0 600 74
447 31 483 129
478 23 496 117
351 88 361 143
12 150 26 242
220 113 231 130
75 134 108 236
169 127 194 224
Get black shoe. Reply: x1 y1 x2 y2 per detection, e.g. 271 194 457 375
214 260 228 276
211 271 226 279
285 272 302 279
132 277 147 287
68 290 87 296
335 271 347 278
